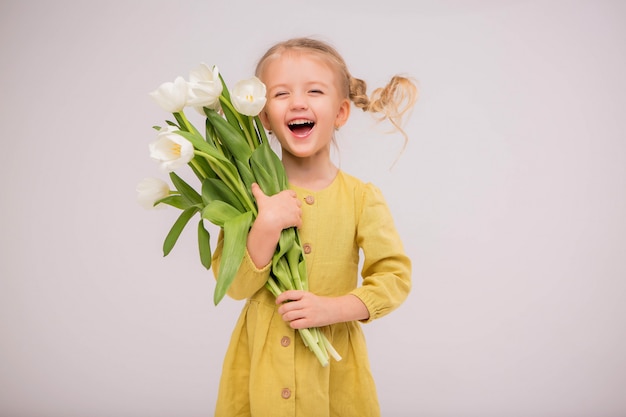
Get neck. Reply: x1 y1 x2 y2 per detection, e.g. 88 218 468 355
281 154 338 191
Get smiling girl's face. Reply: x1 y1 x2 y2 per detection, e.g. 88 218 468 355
258 52 350 164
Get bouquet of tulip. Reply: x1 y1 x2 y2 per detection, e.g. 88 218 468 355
137 64 341 367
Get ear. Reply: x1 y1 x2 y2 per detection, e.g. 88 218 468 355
334 98 351 129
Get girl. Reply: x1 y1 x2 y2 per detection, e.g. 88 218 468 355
212 37 418 417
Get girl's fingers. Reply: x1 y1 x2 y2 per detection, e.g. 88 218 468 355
276 289 304 305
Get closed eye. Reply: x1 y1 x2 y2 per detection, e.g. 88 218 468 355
309 89 323 94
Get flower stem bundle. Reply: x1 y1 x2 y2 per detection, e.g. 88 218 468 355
140 64 340 367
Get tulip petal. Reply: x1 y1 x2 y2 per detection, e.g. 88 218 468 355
136 177 170 209
231 76 267 116
149 76 188 113
149 127 195 172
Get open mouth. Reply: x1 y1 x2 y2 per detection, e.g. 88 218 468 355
288 119 315 136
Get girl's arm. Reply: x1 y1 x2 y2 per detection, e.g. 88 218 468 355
210 183 302 300
276 182 411 327
247 182 302 268
350 183 412 322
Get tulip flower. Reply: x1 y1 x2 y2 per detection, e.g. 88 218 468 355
149 126 195 172
187 63 223 111
149 76 188 113
136 177 170 209
231 76 267 116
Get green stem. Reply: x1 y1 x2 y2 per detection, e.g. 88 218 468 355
254 115 269 145
265 279 282 298
247 116 260 148
298 328 329 367
174 111 201 137
321 331 342 361
190 159 208 179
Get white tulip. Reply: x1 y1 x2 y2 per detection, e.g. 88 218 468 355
231 76 267 116
187 63 223 111
149 126 195 172
149 76 188 113
136 177 170 209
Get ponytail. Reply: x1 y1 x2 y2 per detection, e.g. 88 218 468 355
349 74 418 146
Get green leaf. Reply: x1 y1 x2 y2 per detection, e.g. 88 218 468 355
169 172 202 206
175 130 244 194
155 194 188 210
205 109 252 161
286 240 304 290
218 75 243 133
214 211 253 305
197 219 212 269
236 159 256 190
275 227 295 259
202 178 246 212
271 256 295 292
163 207 198 256
202 200 243 227
205 118 221 150
175 130 255 214
218 74 232 101
250 155 279 196
250 142 288 192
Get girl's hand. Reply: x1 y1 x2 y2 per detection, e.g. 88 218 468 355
251 183 302 234
276 290 370 329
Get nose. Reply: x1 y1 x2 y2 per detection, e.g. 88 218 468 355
289 92 308 110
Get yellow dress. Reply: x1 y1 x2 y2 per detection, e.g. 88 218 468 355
212 171 411 417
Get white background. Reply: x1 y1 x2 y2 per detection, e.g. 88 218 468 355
1 1 625 416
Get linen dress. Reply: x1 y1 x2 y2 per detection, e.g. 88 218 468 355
211 170 411 417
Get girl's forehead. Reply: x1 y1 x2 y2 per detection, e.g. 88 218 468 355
267 51 332 69
259 50 348 96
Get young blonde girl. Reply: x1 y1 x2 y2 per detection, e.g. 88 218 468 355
212 37 418 417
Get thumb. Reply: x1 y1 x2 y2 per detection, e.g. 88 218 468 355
250 182 266 201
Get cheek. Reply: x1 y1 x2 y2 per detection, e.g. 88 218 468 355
263 104 284 127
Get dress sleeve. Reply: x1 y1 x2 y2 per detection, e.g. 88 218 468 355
211 229 271 300
349 183 412 323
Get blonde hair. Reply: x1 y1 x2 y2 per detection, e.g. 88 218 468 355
255 37 418 146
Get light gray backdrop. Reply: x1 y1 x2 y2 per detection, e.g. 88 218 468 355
1 1 625 416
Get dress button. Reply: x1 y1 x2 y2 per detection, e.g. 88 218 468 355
281 388 291 399
281 336 291 347
303 243 312 254
304 195 315 205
